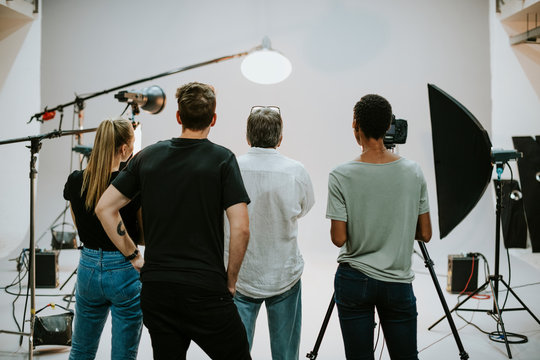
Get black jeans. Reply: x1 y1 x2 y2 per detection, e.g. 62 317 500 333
141 281 251 360
334 263 418 360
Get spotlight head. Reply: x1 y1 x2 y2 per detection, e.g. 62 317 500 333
114 85 166 114
72 145 92 157
241 36 292 85
491 148 523 164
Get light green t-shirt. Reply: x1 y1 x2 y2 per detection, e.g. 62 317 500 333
326 157 429 283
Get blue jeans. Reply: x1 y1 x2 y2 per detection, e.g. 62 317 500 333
69 248 143 360
234 279 302 360
334 263 418 360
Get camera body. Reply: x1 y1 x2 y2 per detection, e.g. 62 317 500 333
384 116 408 148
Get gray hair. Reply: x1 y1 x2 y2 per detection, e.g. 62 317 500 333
246 108 283 148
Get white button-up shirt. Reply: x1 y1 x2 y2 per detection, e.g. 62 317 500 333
225 147 315 298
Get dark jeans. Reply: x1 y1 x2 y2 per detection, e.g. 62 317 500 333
334 263 418 360
140 281 251 360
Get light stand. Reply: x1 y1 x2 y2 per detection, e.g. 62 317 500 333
0 128 97 359
428 162 540 359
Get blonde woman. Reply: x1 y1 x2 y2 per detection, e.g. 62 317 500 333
63 118 142 360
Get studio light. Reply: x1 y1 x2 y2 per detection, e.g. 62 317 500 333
241 36 292 85
114 85 166 114
427 84 540 358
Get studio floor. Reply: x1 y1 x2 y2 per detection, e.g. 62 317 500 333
0 246 539 359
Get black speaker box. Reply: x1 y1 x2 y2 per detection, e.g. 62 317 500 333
512 136 540 252
35 251 59 288
496 179 527 249
447 254 478 294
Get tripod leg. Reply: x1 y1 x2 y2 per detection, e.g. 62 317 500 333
488 277 512 358
306 295 336 359
428 280 488 330
499 279 540 325
418 242 469 360
60 268 77 290
65 282 76 310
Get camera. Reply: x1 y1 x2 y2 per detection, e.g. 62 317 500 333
384 115 408 148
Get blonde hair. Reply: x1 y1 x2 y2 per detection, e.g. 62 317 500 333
82 118 133 211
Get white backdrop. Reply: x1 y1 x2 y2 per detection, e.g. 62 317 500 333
0 6 41 256
33 0 494 269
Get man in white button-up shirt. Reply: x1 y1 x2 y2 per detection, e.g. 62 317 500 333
225 106 315 360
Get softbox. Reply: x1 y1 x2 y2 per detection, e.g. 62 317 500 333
428 84 493 238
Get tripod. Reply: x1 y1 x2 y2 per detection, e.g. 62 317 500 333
428 164 540 359
307 241 469 359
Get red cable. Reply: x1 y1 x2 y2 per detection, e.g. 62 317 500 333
459 255 475 296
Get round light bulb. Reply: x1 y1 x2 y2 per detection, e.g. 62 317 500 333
241 49 292 85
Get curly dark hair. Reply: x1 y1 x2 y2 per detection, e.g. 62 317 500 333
353 94 392 139
176 82 216 131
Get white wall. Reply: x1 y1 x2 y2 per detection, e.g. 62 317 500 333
35 0 493 268
0 5 41 257
490 1 540 151
490 1 540 256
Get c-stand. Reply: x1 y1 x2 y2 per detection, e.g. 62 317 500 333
306 241 469 359
0 127 96 359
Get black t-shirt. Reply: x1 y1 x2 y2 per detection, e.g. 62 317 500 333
112 138 250 291
63 170 141 251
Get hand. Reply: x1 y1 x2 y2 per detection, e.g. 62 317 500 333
227 281 236 297
130 254 144 272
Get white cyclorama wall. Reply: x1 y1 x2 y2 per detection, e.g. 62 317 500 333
490 1 540 255
0 6 41 257
490 3 540 154
36 0 492 269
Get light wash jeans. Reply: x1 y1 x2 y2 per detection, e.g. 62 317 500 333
234 279 302 360
69 247 143 360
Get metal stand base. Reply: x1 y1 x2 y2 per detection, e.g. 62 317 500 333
430 175 540 359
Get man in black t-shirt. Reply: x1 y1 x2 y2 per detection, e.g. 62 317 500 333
96 82 251 360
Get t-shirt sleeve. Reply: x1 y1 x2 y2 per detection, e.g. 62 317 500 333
326 171 348 222
112 152 141 199
418 166 430 215
222 153 250 210
63 171 77 201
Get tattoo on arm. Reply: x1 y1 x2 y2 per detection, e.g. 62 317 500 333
117 221 126 236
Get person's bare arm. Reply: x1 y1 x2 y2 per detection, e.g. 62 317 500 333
95 185 144 271
330 220 347 247
415 212 432 243
225 202 250 296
